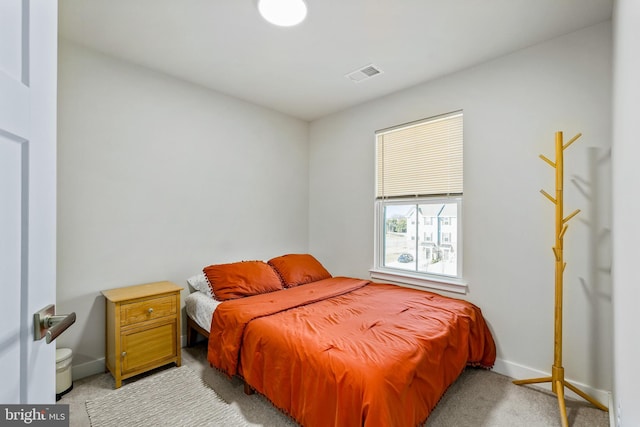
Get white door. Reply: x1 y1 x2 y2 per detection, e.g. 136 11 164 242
0 0 58 403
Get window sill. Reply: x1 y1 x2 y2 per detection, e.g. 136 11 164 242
369 269 468 294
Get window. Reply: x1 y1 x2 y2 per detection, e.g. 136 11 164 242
372 111 465 293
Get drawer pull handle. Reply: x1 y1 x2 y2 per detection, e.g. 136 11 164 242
148 308 154 314
121 351 126 357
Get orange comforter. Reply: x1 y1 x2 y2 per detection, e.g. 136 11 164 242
208 277 496 427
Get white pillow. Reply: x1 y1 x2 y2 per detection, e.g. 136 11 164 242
187 273 213 298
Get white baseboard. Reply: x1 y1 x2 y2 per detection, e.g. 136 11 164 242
609 391 616 427
493 357 611 410
71 357 105 381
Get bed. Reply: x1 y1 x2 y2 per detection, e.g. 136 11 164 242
186 254 496 427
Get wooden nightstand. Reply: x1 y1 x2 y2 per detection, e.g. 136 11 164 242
102 281 182 388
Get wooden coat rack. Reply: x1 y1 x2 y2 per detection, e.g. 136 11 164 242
512 131 607 427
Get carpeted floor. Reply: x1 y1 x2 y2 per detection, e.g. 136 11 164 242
85 366 249 426
60 342 610 427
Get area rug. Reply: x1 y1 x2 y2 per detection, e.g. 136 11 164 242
85 366 250 427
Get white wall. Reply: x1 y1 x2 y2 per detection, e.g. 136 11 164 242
612 1 640 425
56 41 310 377
309 22 612 399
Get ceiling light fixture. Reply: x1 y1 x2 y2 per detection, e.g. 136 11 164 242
258 0 308 27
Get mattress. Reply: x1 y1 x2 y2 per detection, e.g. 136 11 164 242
184 291 221 333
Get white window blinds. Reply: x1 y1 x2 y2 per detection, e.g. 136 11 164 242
376 112 463 198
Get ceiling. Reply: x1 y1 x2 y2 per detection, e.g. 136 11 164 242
59 0 613 121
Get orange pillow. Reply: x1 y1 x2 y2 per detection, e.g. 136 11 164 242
268 254 332 288
203 261 283 301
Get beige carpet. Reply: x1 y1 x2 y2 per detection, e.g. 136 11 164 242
425 368 610 427
85 366 249 427
63 342 610 427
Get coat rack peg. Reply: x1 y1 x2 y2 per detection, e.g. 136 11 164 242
562 133 582 150
559 224 569 240
540 189 556 204
563 209 581 224
514 130 607 426
539 154 556 168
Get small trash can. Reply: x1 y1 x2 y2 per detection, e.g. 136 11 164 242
56 348 73 401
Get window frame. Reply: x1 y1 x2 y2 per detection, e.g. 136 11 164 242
371 197 467 294
371 111 467 294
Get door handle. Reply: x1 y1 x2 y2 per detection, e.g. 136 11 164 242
34 304 76 343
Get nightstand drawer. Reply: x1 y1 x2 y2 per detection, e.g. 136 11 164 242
120 294 176 326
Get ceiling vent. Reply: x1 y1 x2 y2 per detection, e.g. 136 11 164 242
345 64 383 83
